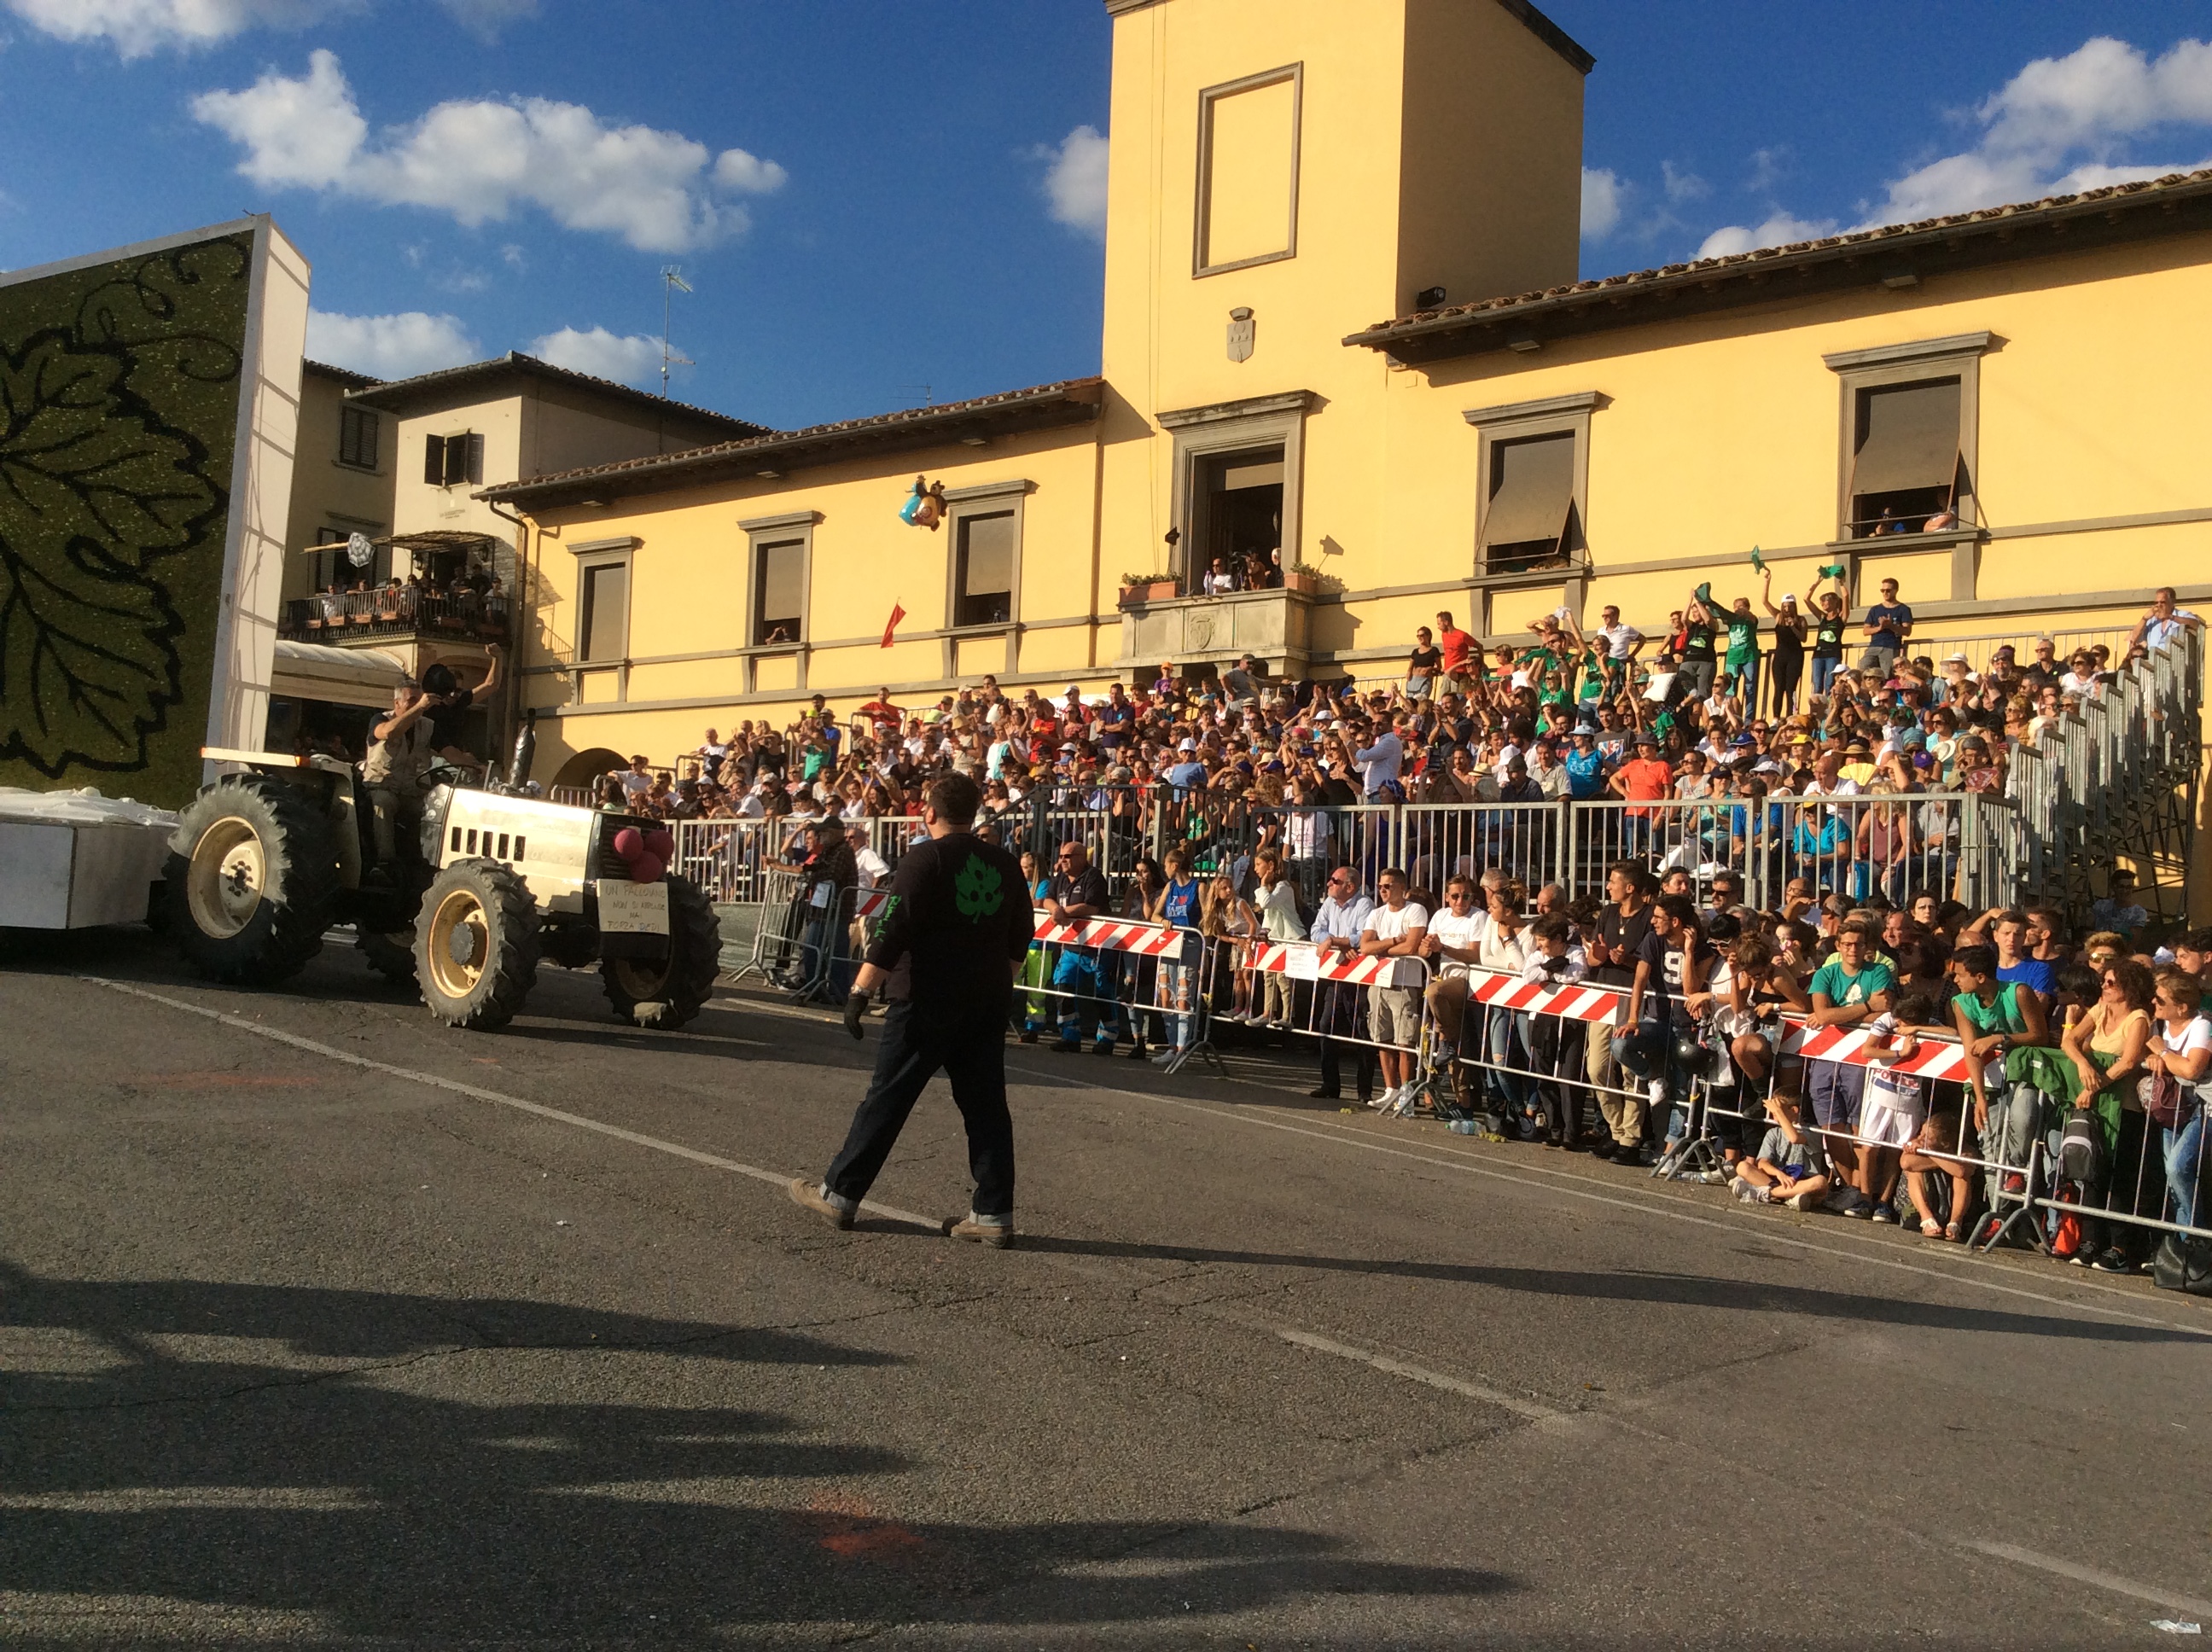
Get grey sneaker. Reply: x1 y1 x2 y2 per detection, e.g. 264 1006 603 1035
788 1178 853 1231
1788 1189 1820 1212
944 1214 1013 1249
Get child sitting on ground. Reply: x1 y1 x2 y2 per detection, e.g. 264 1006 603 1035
1899 1108 1977 1242
1732 1091 1832 1210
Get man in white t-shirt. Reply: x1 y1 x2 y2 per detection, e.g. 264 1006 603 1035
1353 717 1406 800
1359 868 1429 1111
1593 603 1644 696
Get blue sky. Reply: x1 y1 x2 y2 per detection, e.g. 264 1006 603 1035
3 1 2207 431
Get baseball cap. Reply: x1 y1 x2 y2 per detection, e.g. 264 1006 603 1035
1178 737 1198 752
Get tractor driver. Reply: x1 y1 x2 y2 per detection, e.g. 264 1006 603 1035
364 678 439 879
418 643 504 776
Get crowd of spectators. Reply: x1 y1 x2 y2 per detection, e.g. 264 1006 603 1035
590 582 2201 1271
593 585 2192 878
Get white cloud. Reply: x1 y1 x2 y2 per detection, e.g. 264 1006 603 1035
435 0 535 42
1 0 352 57
1037 125 1109 238
1871 35 2212 222
1746 146 1791 195
1580 166 1623 241
1696 210 1840 260
306 308 479 380
529 326 661 387
192 50 789 253
1662 160 1710 204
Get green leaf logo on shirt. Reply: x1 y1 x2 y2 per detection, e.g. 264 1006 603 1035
954 853 1004 918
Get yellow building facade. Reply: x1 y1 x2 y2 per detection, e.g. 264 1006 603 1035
487 0 2212 787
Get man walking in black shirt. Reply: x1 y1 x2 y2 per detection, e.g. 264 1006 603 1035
791 774 1034 1248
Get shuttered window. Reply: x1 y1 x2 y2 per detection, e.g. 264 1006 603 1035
754 539 804 645
423 432 484 487
954 512 1015 628
338 404 379 470
580 562 629 663
1849 378 1961 534
1481 432 1575 571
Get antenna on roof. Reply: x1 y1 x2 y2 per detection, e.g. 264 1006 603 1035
659 266 694 398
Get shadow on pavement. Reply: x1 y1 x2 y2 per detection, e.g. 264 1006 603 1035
0 1262 1507 1637
1016 1238 2199 1344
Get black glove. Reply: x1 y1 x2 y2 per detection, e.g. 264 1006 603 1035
843 989 870 1040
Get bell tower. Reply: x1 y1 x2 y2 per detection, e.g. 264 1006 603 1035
1095 0 1592 594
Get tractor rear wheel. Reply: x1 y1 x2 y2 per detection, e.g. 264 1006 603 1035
357 925 419 992
164 777 337 986
415 860 539 1031
602 875 722 1031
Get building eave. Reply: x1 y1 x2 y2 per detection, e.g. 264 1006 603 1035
480 378 1107 511
1347 168 2212 365
1102 0 1592 76
344 350 767 437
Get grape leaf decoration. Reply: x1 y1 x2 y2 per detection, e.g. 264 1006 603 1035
954 853 1004 919
0 332 207 774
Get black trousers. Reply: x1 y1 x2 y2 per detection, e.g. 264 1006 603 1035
824 1000 1016 1219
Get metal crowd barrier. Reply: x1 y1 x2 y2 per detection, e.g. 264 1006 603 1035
1015 911 1217 1075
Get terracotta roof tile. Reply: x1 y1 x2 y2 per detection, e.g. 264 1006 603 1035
1354 167 2212 346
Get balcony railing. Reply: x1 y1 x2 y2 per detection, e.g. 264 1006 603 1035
282 591 510 644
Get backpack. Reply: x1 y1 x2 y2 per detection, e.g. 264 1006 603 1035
2151 1232 2212 1297
2056 1113 2106 1189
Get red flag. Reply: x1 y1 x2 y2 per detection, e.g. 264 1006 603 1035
881 602 906 649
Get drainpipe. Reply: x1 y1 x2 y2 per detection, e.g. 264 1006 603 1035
484 496 532 781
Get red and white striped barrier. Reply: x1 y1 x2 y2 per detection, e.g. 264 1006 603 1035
1033 914 1200 962
1246 941 1426 989
1458 966 1628 1027
1779 1023 1973 1080
854 887 888 921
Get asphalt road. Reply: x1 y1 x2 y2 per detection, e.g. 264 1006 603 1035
3 925 2209 1649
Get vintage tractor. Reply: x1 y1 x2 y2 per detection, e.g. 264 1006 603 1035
163 749 722 1032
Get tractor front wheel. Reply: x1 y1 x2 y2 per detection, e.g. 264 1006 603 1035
415 860 539 1031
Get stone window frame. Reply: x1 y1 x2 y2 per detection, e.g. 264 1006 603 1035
1824 330 1992 597
1192 62 1305 279
1461 391 1601 624
738 509 819 695
1157 389 1314 590
939 479 1033 680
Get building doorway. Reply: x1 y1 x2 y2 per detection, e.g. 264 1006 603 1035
1190 446 1284 588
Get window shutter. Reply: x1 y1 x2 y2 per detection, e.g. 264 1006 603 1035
1482 433 1576 551
959 513 1016 599
1850 379 1960 497
582 563 630 663
466 433 486 486
757 540 804 640
423 434 447 486
358 409 379 471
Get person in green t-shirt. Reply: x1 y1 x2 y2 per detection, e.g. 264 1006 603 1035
1948 941 2050 1210
1806 922 1896 1208
1724 596 1761 711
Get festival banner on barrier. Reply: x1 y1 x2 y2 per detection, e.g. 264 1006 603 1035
1247 941 1425 988
1033 914 1199 962
1779 1024 1972 1079
1459 967 1627 1026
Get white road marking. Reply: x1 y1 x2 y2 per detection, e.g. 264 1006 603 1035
0 1486 371 1512
81 977 1580 1420
78 978 942 1236
1965 1540 2212 1620
990 1051 2212 1340
1274 1328 1562 1421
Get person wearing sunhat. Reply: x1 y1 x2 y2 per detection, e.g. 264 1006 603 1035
1839 738 1877 788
